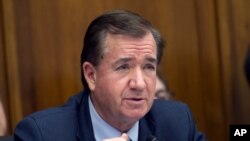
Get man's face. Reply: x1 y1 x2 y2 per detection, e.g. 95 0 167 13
90 32 157 127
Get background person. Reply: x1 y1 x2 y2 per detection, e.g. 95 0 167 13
0 101 7 136
155 71 173 100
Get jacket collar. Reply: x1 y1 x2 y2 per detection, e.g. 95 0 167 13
76 91 95 141
138 112 155 141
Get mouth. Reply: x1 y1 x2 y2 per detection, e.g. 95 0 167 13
131 97 142 100
127 97 144 100
125 98 146 105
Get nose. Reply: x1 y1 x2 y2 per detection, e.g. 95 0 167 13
129 68 146 91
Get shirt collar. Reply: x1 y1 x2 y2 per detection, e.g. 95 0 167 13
88 95 138 141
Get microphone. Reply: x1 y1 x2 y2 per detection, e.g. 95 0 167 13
146 135 158 141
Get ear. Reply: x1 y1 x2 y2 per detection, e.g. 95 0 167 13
82 62 96 91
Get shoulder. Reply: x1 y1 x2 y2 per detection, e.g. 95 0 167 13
150 99 191 118
14 92 85 141
148 100 193 127
145 100 207 141
29 92 83 121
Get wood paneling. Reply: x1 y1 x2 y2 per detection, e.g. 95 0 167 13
229 0 250 123
193 0 226 140
0 0 9 134
217 0 250 125
1 0 250 140
1 0 23 131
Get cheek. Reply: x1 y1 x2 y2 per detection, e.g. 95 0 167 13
147 78 156 104
95 75 124 100
147 77 156 93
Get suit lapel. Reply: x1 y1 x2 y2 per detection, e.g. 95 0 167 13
138 113 156 141
76 92 96 141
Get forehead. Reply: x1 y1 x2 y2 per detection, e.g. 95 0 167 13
104 32 157 54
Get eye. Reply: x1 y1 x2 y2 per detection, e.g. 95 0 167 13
116 64 129 71
144 64 156 71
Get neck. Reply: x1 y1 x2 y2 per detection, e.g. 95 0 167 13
91 98 136 132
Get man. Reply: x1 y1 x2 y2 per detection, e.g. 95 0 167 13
14 10 206 141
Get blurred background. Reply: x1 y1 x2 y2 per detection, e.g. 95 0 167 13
0 0 250 140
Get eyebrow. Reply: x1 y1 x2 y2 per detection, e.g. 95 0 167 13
146 57 157 64
112 56 157 67
112 57 133 68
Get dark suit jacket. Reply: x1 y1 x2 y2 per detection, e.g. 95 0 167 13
0 136 13 141
14 91 206 141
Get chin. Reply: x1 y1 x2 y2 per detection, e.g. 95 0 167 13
125 109 148 120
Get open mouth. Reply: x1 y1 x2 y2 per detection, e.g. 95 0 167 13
124 98 146 108
126 98 145 104
131 98 143 101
